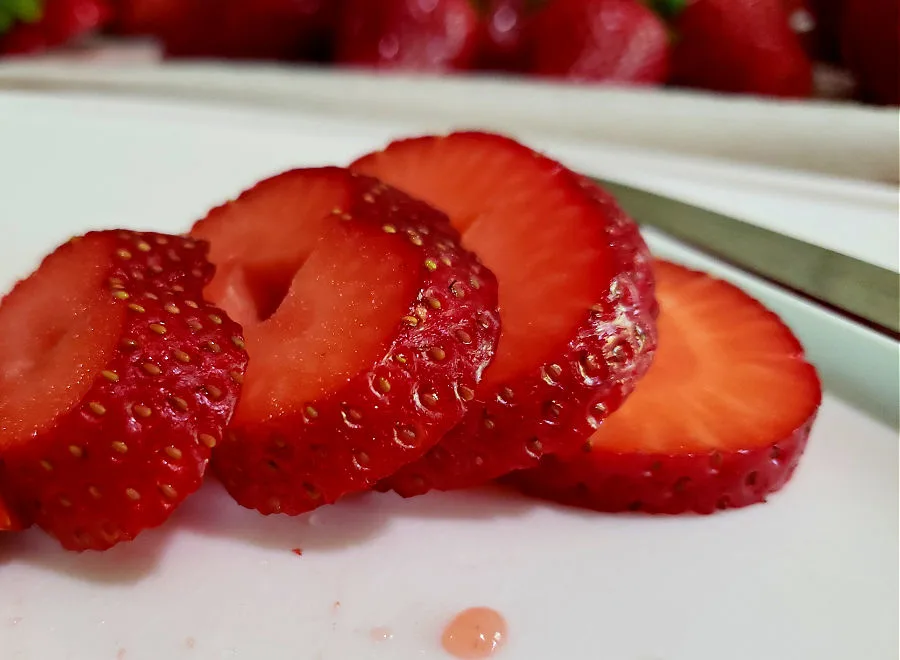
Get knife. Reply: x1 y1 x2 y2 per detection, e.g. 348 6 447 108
593 178 900 336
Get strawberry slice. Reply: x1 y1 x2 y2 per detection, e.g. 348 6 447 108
351 132 658 496
189 167 500 515
0 231 247 551
0 493 23 531
506 260 822 514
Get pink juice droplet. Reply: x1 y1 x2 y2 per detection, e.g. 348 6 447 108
441 606 507 658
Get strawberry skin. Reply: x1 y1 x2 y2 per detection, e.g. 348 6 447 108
114 0 337 60
215 0 338 61
506 260 822 514
529 0 671 84
670 0 813 97
0 231 247 551
352 132 658 496
111 0 186 36
474 0 537 72
841 0 899 105
335 0 481 72
191 168 500 515
0 0 111 55
808 0 843 62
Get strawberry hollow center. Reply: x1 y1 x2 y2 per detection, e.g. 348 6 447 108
192 169 418 422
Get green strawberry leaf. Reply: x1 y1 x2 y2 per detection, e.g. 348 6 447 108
647 0 688 19
0 0 44 37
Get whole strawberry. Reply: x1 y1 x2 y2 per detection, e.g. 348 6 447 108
781 0 819 57
0 231 247 551
0 0 111 55
529 0 671 84
809 0 843 61
115 0 337 60
474 0 538 72
670 0 813 97
336 0 481 72
842 0 899 105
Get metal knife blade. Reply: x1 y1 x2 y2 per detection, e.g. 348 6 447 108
594 178 900 335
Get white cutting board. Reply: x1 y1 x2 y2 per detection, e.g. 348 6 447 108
0 92 896 660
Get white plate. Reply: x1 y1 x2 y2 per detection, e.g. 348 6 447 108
1 59 898 185
0 93 897 660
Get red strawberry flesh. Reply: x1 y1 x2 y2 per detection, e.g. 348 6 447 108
356 135 617 384
0 231 247 550
506 260 822 514
240 224 419 417
0 493 23 531
195 172 420 418
0 236 124 448
191 167 500 514
351 132 658 495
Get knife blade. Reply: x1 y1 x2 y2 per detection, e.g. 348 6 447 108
594 178 900 335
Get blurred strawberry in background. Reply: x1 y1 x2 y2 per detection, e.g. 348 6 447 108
668 0 813 98
0 0 896 105
841 0 899 105
335 0 480 71
529 0 670 84
115 0 337 60
781 0 819 56
808 0 841 61
112 0 175 35
473 0 538 71
0 0 110 54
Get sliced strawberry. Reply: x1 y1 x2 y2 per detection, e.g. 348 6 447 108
506 260 822 514
0 0 111 55
0 231 247 551
189 168 500 515
529 0 671 84
351 132 658 496
335 0 481 72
